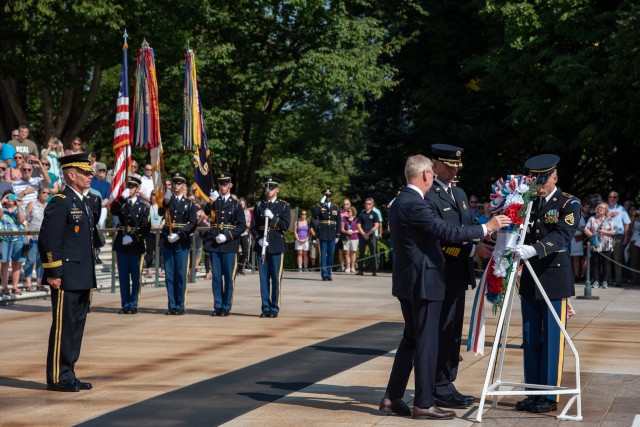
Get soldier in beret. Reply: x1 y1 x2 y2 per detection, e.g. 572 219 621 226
202 173 245 316
250 177 291 318
515 154 581 414
312 189 342 281
110 176 151 314
39 153 97 392
159 172 197 315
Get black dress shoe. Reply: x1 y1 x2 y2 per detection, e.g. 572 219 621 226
175 309 185 315
129 308 138 314
260 312 270 318
327 277 333 281
118 308 130 314
46 379 80 392
530 398 557 413
321 277 328 281
269 312 278 318
356 271 363 276
165 310 175 315
412 405 455 420
372 272 377 276
211 309 221 316
434 392 471 409
515 396 539 411
73 377 93 390
453 391 475 403
379 397 411 416
221 309 230 317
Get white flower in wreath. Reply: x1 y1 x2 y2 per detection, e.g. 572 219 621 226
516 183 530 194
493 256 511 277
505 192 524 207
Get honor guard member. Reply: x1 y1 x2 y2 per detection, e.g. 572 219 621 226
250 177 291 318
203 172 245 316
159 172 197 315
39 152 97 392
425 144 488 409
514 154 581 414
312 189 342 281
110 176 151 314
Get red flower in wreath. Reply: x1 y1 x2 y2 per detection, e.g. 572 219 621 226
487 271 504 294
503 203 524 226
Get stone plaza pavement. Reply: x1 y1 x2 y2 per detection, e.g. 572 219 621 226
1 270 639 426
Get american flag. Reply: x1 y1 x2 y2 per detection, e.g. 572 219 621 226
110 33 131 203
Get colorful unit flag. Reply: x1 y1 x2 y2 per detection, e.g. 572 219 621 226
183 49 212 202
132 39 165 206
110 32 132 203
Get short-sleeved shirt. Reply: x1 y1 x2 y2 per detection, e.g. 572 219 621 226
608 204 631 235
90 177 111 200
12 177 45 205
0 142 16 167
357 210 379 233
9 139 38 156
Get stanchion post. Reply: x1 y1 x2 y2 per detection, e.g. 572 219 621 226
110 232 116 294
577 241 599 300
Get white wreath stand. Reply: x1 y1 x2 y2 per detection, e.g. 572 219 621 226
475 201 582 422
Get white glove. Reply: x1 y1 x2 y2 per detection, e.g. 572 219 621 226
516 244 537 260
121 188 131 199
335 237 340 244
264 209 274 219
320 195 326 204
210 190 220 200
167 233 180 243
122 235 133 245
215 234 227 244
258 238 269 247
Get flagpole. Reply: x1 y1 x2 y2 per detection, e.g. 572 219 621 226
123 29 130 182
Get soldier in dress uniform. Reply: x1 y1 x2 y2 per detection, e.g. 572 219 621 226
425 144 492 409
312 189 342 281
250 177 291 318
110 176 151 314
159 172 197 315
515 154 581 413
202 172 246 316
39 152 97 392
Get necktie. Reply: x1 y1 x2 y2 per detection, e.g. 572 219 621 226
540 198 546 210
446 186 455 202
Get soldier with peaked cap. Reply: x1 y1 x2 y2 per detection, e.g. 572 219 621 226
514 154 581 414
202 172 246 316
250 177 291 318
39 152 97 392
158 172 197 315
312 189 342 281
110 175 151 314
426 144 491 409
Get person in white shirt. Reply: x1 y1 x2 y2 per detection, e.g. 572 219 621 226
13 158 51 205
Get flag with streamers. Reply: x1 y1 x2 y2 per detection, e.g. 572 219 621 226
467 266 489 355
132 39 165 206
183 49 212 202
109 32 131 203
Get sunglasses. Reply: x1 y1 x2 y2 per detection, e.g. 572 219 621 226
0 167 6 171
14 156 23 159
21 168 33 172
12 135 19 138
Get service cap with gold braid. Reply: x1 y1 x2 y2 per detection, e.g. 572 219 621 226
431 144 464 168
264 176 281 190
524 153 560 185
217 172 233 185
171 172 187 184
126 176 142 187
58 152 94 173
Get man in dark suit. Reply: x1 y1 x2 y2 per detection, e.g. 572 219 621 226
202 173 246 316
515 154 580 413
40 153 97 392
380 155 510 420
250 177 291 318
426 144 493 408
110 176 151 314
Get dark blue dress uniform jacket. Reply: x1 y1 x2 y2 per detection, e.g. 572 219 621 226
110 197 151 254
390 187 485 301
425 183 478 291
312 202 342 241
38 186 97 290
251 199 291 254
158 196 198 250
202 196 246 253
520 187 581 300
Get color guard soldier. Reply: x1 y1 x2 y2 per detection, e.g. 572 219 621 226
39 153 97 392
250 177 291 318
202 173 245 316
425 144 490 409
312 189 342 281
515 154 581 413
110 176 151 314
159 172 197 315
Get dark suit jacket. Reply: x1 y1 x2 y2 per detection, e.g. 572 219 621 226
389 186 485 301
520 187 580 300
38 186 97 291
425 182 477 291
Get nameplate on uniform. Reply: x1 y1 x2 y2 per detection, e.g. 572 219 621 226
443 207 451 212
